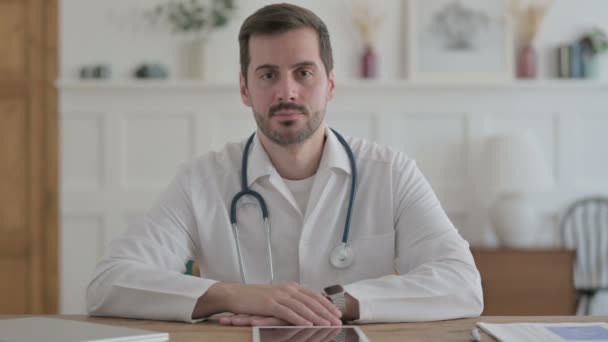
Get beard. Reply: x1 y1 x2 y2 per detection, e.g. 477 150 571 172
253 102 325 146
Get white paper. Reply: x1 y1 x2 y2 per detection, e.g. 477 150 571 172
0 317 168 342
477 322 608 342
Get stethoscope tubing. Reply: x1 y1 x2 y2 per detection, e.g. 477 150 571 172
331 129 357 244
229 129 356 284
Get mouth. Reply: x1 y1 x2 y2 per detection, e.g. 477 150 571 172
272 110 303 120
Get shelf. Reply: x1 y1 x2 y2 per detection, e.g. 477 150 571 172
56 78 608 91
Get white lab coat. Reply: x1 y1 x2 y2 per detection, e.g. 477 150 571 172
86 128 483 323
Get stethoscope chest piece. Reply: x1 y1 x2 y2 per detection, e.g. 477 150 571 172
329 243 354 269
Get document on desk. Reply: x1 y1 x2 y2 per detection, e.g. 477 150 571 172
0 317 169 342
477 322 608 342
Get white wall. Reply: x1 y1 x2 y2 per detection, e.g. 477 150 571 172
61 0 608 81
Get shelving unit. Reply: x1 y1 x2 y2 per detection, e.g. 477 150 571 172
57 78 608 91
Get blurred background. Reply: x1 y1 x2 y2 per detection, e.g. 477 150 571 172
2 0 608 319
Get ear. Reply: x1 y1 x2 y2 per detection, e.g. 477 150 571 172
240 72 252 107
327 70 336 101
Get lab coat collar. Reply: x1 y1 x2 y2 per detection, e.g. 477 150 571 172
319 127 352 176
246 126 352 188
246 134 274 188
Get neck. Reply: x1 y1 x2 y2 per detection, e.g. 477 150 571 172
258 125 327 180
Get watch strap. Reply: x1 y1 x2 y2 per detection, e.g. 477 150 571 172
328 291 347 315
324 285 348 320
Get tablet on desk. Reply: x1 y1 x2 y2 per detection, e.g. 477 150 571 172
0 317 168 342
252 326 369 342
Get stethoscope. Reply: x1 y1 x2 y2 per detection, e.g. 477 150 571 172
229 128 357 284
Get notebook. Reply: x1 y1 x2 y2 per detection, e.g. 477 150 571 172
477 321 608 342
0 317 169 342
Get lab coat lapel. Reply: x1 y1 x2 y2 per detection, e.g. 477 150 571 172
302 129 353 238
248 134 303 217
246 135 273 187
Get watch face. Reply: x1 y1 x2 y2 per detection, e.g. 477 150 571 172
324 284 344 295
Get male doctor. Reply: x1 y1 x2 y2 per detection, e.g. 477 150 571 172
86 3 483 326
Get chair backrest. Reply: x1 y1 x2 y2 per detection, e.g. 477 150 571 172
561 197 608 290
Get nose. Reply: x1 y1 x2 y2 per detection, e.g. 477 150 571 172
276 75 298 103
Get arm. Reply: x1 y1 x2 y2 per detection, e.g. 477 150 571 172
86 163 215 322
86 162 341 325
343 158 483 323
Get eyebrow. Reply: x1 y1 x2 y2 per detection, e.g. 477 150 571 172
254 61 318 73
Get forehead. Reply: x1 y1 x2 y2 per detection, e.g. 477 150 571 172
248 27 322 68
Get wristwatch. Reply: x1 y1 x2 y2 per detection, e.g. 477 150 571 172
323 284 347 318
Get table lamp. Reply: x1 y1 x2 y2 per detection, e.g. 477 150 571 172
482 133 555 247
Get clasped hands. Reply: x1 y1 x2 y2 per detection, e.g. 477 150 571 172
195 282 347 327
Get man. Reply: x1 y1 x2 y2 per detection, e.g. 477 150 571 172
86 3 483 326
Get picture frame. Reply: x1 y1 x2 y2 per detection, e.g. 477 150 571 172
405 0 514 82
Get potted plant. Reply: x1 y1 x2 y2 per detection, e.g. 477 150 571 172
580 28 608 79
146 0 236 79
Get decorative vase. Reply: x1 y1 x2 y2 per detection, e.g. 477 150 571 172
583 54 600 79
490 193 542 248
361 44 377 79
179 35 207 79
517 44 537 79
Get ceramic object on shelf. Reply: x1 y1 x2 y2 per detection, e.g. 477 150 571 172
517 44 537 79
361 44 377 79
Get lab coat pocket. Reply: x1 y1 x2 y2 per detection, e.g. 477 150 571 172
340 232 396 284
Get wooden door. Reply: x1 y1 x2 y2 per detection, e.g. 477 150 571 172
0 0 58 313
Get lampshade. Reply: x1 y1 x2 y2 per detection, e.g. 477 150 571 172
482 132 555 194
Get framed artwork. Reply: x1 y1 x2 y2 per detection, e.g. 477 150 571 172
406 0 514 81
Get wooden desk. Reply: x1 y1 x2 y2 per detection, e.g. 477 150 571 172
2 315 608 341
471 248 577 315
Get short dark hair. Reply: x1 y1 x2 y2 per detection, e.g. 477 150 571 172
238 3 334 84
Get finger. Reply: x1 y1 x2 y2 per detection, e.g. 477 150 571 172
293 291 342 326
218 316 233 325
270 302 313 326
300 287 343 318
279 297 330 326
230 314 259 326
251 316 289 326
220 314 251 326
218 313 244 326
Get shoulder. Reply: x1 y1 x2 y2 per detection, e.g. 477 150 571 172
345 135 414 171
182 140 247 184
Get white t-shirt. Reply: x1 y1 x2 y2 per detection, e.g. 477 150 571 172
283 175 315 215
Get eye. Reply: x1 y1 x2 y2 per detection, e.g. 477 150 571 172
298 69 313 78
260 72 275 80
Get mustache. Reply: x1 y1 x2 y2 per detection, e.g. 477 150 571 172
269 102 309 115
